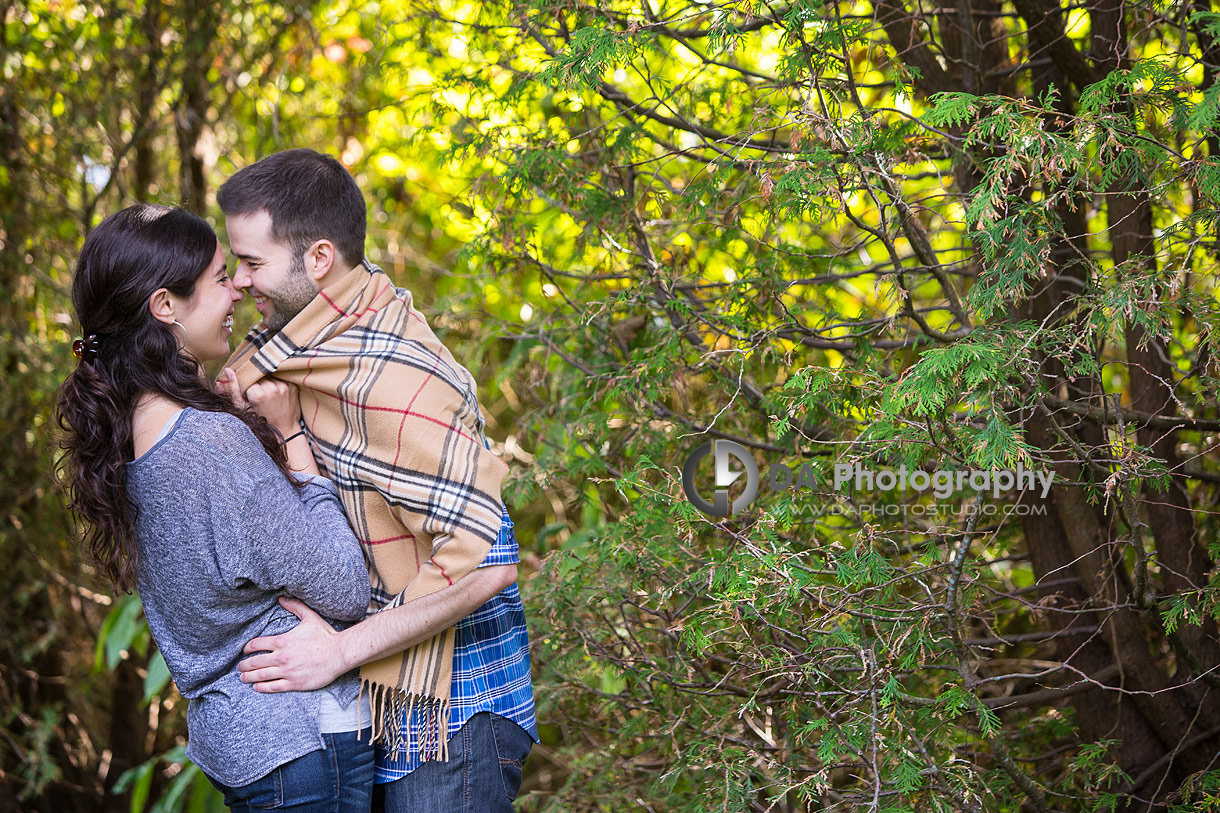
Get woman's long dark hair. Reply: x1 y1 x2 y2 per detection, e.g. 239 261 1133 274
56 203 295 593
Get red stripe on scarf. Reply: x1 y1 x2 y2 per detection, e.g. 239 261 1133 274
364 532 416 546
315 390 477 445
319 279 392 318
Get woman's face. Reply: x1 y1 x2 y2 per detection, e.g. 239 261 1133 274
172 243 243 362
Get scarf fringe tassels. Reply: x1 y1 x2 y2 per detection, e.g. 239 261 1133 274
359 678 451 763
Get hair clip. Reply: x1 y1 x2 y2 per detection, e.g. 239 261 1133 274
72 334 100 361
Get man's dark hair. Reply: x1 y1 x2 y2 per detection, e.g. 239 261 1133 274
217 148 366 267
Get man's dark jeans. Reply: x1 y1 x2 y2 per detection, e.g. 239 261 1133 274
374 712 533 813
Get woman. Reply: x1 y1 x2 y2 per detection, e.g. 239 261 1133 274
57 203 374 811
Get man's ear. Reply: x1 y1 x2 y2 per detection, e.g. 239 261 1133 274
148 288 177 326
304 239 338 283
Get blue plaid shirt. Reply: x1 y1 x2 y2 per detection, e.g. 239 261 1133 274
374 507 537 782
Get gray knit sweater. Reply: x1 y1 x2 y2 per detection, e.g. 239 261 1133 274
127 408 371 787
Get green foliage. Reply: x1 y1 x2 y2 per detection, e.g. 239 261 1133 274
539 26 641 89
95 595 149 671
143 652 172 705
1190 83 1220 134
112 747 224 813
924 92 982 127
1171 768 1220 811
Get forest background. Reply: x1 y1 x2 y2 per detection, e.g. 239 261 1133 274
5 0 1220 810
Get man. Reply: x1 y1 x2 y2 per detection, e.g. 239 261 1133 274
218 148 537 811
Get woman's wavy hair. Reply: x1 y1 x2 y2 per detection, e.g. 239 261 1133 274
56 203 295 593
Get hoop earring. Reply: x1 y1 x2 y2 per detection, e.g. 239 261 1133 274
170 319 187 344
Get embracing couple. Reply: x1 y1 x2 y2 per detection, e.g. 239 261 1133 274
57 149 537 812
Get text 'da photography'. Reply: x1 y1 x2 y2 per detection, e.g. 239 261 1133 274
681 437 1053 520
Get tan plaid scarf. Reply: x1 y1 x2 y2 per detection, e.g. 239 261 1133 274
227 261 508 760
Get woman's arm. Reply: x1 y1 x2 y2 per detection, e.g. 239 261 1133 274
203 407 369 622
231 471 370 622
219 369 321 476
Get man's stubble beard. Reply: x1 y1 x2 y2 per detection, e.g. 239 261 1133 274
264 253 319 332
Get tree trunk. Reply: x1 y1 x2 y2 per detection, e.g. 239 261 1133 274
176 0 218 214
134 0 164 201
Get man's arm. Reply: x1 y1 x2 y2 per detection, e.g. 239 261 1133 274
237 563 518 692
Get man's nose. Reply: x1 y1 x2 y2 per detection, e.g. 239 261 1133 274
232 266 251 288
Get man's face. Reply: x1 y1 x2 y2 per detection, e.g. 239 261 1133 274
227 209 319 332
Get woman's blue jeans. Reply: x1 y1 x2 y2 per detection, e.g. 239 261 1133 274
210 729 375 812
